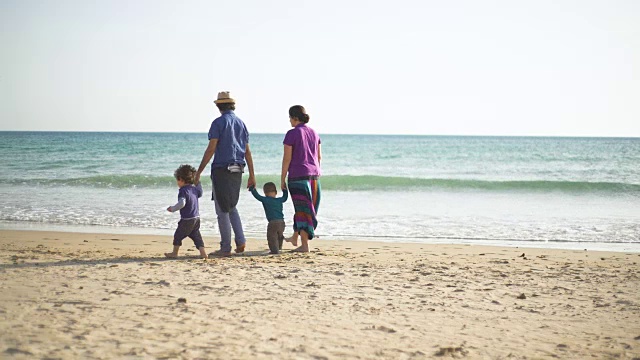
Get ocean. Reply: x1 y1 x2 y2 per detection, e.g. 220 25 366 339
1 132 639 251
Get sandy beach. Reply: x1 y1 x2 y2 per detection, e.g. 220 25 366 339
0 230 639 359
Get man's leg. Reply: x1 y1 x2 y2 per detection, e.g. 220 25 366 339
228 206 246 249
214 199 232 253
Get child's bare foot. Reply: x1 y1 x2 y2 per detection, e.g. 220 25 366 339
291 246 309 253
166 245 180 259
285 235 298 247
199 247 208 260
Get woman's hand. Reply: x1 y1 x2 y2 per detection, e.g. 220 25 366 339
281 180 287 191
194 171 201 185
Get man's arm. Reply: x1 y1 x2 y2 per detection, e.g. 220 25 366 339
281 145 292 190
317 143 322 164
245 143 256 189
195 138 218 184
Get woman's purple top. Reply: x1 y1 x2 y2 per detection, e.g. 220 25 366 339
283 123 321 178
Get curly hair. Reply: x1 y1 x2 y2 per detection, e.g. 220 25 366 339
174 164 197 184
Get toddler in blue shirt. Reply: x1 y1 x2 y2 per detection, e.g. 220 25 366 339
165 164 207 259
250 182 288 254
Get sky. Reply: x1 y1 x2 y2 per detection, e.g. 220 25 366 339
0 0 639 136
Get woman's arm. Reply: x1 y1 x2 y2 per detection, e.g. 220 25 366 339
245 143 256 189
195 138 218 184
281 145 292 190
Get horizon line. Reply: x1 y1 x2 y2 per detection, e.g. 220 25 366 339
0 130 638 139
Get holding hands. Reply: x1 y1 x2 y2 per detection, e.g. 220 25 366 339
247 175 256 190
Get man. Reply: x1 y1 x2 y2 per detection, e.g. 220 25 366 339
195 91 256 257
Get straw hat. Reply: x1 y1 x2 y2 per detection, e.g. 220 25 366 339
214 91 235 104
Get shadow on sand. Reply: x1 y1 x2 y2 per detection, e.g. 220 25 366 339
0 249 290 271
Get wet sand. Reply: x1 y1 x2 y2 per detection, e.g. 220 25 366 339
0 230 639 359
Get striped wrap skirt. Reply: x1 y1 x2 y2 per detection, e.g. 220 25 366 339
287 176 321 240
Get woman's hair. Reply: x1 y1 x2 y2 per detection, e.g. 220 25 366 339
289 105 310 123
263 182 277 194
216 103 236 112
174 164 197 184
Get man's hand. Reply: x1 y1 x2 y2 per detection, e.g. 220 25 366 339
247 175 256 189
194 171 201 185
281 180 287 191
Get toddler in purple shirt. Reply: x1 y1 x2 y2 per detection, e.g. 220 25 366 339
164 164 207 259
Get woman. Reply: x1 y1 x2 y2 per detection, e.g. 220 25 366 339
281 105 322 252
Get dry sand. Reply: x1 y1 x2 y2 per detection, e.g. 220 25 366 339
0 230 639 359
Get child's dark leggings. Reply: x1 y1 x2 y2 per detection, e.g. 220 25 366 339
267 219 285 254
173 218 204 249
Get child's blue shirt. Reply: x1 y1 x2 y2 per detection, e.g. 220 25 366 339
250 186 288 221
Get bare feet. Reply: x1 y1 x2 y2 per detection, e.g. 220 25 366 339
166 245 180 259
285 235 299 247
292 231 310 253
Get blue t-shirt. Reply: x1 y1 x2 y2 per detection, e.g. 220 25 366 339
208 111 249 171
250 186 288 221
177 183 203 219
